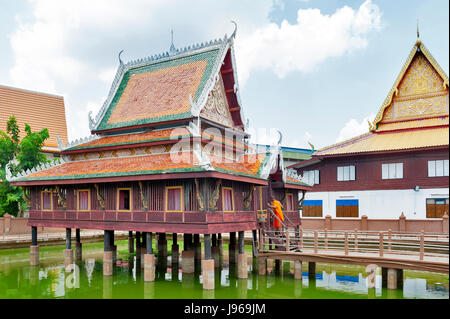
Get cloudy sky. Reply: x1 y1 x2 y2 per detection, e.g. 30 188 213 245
0 0 448 149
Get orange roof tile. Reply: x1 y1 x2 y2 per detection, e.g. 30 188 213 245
67 127 191 151
0 85 68 150
315 127 449 156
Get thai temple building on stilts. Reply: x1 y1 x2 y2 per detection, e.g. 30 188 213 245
7 27 311 290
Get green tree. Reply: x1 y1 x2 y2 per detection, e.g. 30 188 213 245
0 115 50 217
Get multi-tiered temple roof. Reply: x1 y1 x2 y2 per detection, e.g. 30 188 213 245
313 36 449 157
9 29 310 190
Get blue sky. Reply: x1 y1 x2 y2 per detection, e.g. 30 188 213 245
0 0 448 149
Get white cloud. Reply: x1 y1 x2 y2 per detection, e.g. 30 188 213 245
7 0 382 141
235 0 381 84
336 113 375 143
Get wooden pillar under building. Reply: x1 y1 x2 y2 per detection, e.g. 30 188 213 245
136 232 141 259
64 228 73 269
237 231 248 279
229 232 237 264
252 229 258 257
217 233 223 257
144 232 155 282
158 233 167 257
128 231 134 253
308 262 316 281
258 257 267 276
193 234 201 261
110 230 117 264
202 234 214 290
211 234 220 268
182 233 195 274
75 229 82 261
30 226 39 266
294 260 303 280
103 230 113 276
172 233 179 265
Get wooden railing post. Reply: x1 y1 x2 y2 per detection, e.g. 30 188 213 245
285 227 290 252
299 228 303 249
419 230 424 260
314 231 318 253
344 231 349 256
388 229 392 251
354 229 358 252
324 228 328 249
379 232 384 257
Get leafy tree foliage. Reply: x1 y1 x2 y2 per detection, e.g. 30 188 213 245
0 115 50 217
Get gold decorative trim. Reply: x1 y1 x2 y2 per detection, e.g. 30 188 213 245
373 40 449 128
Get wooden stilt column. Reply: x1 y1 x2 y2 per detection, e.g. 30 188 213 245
110 230 117 264
135 232 141 259
252 229 258 257
211 234 220 268
229 232 237 264
103 230 113 276
30 226 39 266
172 233 179 265
217 233 223 257
381 267 388 289
158 233 167 257
128 231 134 253
237 231 248 279
387 268 399 290
182 233 194 274
202 234 214 290
144 232 155 282
75 229 82 261
64 228 73 269
308 262 316 281
258 257 267 276
294 260 303 280
396 269 404 290
193 234 201 261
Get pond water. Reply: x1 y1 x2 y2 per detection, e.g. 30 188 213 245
0 240 448 299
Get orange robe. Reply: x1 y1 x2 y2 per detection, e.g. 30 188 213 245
272 200 284 229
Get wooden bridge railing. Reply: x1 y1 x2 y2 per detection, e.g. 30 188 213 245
261 227 449 261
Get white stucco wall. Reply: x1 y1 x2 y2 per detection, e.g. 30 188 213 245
303 188 449 219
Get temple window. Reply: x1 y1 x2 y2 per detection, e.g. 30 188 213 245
382 163 404 179
41 191 53 211
303 170 320 185
286 193 294 211
426 198 449 218
337 165 355 181
336 199 359 217
428 160 449 177
77 189 90 211
222 187 234 212
302 200 323 217
117 188 132 211
165 186 183 212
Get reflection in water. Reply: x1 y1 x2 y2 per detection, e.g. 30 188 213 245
0 244 447 299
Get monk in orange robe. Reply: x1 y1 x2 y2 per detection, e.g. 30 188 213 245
267 196 284 229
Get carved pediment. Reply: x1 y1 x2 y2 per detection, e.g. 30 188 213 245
201 76 234 128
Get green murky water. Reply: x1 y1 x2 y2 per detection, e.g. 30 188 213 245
0 240 448 299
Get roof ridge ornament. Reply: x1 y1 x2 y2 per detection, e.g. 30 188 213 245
118 50 124 65
231 20 237 39
416 19 421 45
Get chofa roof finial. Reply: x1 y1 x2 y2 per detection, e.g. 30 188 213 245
118 50 124 65
231 20 237 39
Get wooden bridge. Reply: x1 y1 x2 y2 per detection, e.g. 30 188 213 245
257 210 449 289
